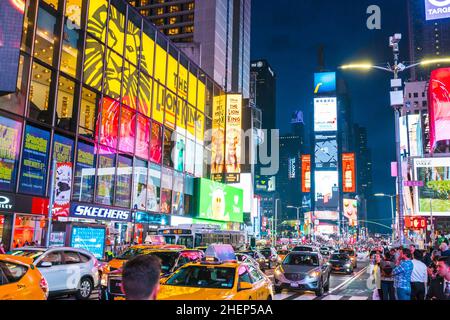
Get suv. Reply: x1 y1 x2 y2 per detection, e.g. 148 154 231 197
11 247 100 299
292 245 318 253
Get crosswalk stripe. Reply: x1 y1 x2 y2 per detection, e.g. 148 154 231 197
274 292 298 300
349 296 369 300
320 294 343 300
293 294 316 300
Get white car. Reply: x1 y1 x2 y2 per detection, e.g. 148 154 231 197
11 247 100 300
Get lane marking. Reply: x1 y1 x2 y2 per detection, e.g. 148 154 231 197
274 292 297 300
320 294 343 300
329 265 369 294
293 294 316 300
349 296 369 300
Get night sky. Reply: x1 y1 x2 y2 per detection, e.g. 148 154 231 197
251 0 410 233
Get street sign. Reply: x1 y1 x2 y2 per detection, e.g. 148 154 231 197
404 181 424 187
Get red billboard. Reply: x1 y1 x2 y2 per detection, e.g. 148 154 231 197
405 217 427 231
429 68 450 151
342 153 356 193
301 155 311 193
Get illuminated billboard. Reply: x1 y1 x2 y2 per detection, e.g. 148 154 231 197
301 155 311 193
315 171 339 210
211 93 226 181
414 157 450 216
313 211 339 221
314 98 337 132
314 72 336 95
425 0 450 21
399 115 423 158
342 153 356 193
429 68 450 150
288 157 296 180
0 0 25 94
195 178 244 223
315 134 338 169
343 198 358 227
225 94 242 183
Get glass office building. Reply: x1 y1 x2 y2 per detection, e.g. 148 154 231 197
0 0 231 250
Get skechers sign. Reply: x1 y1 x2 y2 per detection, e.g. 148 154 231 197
314 72 336 95
426 0 450 20
70 204 131 222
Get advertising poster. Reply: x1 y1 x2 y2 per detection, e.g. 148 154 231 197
343 198 358 227
147 163 161 212
429 68 450 150
150 122 162 164
196 178 243 223
19 125 50 196
96 154 115 205
115 156 132 208
133 164 147 211
414 157 450 216
49 232 66 247
99 97 119 149
313 211 339 221
74 142 95 202
70 226 105 259
0 116 22 192
173 134 185 172
136 115 150 160
54 162 72 218
211 94 226 179
288 157 296 180
342 153 356 193
301 155 311 193
315 134 338 169
225 94 242 183
0 0 25 94
400 115 424 158
314 171 339 210
314 97 337 132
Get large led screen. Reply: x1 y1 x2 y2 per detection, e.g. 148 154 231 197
342 153 356 193
314 72 336 95
314 97 337 132
343 198 358 227
196 178 243 223
315 171 339 210
425 0 450 21
315 134 338 169
225 94 242 183
414 157 450 216
0 116 22 192
0 0 25 94
428 68 450 149
70 226 105 259
301 155 311 193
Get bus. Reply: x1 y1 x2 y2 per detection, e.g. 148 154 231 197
157 224 246 249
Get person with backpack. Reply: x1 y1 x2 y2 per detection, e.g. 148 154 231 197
380 251 396 300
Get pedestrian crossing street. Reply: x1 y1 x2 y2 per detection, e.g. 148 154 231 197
273 290 370 301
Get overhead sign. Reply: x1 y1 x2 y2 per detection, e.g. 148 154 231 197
314 72 336 95
314 98 337 132
425 0 450 21
70 203 132 222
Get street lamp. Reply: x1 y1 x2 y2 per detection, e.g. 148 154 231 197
374 193 396 243
340 33 450 245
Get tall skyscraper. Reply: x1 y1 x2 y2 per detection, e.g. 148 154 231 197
250 60 276 130
407 0 450 80
129 0 251 97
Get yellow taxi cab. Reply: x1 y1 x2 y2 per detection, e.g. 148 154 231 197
100 246 202 300
0 254 48 300
339 248 357 268
277 249 290 263
158 244 274 300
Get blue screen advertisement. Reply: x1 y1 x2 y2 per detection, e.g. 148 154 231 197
19 125 50 195
70 226 106 259
0 0 25 94
314 72 336 95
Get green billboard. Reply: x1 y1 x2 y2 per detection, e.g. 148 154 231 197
195 178 244 223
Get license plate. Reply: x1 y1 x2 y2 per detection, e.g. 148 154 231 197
291 283 299 288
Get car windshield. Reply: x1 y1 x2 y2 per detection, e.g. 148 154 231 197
166 266 235 289
148 252 178 272
283 254 319 266
260 249 272 258
9 250 44 261
293 246 313 252
339 250 355 256
331 254 349 260
278 250 289 255
116 248 146 260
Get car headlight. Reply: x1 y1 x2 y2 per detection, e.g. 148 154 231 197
345 263 351 268
101 274 108 287
307 271 320 279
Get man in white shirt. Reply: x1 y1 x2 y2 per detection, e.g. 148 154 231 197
410 250 428 300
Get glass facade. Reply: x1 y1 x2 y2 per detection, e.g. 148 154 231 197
0 0 222 222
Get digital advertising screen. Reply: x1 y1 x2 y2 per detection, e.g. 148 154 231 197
211 94 226 177
428 68 450 149
70 226 106 260
400 115 424 158
301 155 311 193
315 171 339 210
343 198 358 227
288 157 296 180
342 153 356 193
0 116 22 192
225 94 242 183
0 0 25 95
315 134 338 169
414 157 450 216
19 125 50 196
196 178 243 223
314 97 337 132
314 72 336 95
425 0 450 21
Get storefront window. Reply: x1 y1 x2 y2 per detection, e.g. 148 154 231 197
184 175 194 216
160 167 172 214
172 171 184 215
28 62 54 126
115 155 132 208
163 128 174 168
35 3 58 67
12 215 46 248
118 106 136 154
0 116 22 192
56 76 77 132
0 54 29 116
147 163 161 213
79 87 99 140
99 97 119 149
73 142 96 202
18 125 50 196
136 115 150 160
150 121 162 164
83 36 105 92
95 151 116 206
61 0 84 78
133 158 147 211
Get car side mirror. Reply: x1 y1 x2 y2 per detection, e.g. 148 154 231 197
238 282 253 291
39 262 52 268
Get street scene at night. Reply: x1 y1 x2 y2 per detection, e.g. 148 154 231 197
0 0 450 308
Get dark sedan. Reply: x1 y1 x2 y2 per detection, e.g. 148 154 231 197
328 253 354 275
237 250 268 270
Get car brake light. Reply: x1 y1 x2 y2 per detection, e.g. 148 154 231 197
40 276 49 296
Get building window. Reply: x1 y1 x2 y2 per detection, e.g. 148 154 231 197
28 62 54 126
95 151 116 206
73 142 96 203
56 76 77 132
183 25 194 33
168 28 180 35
